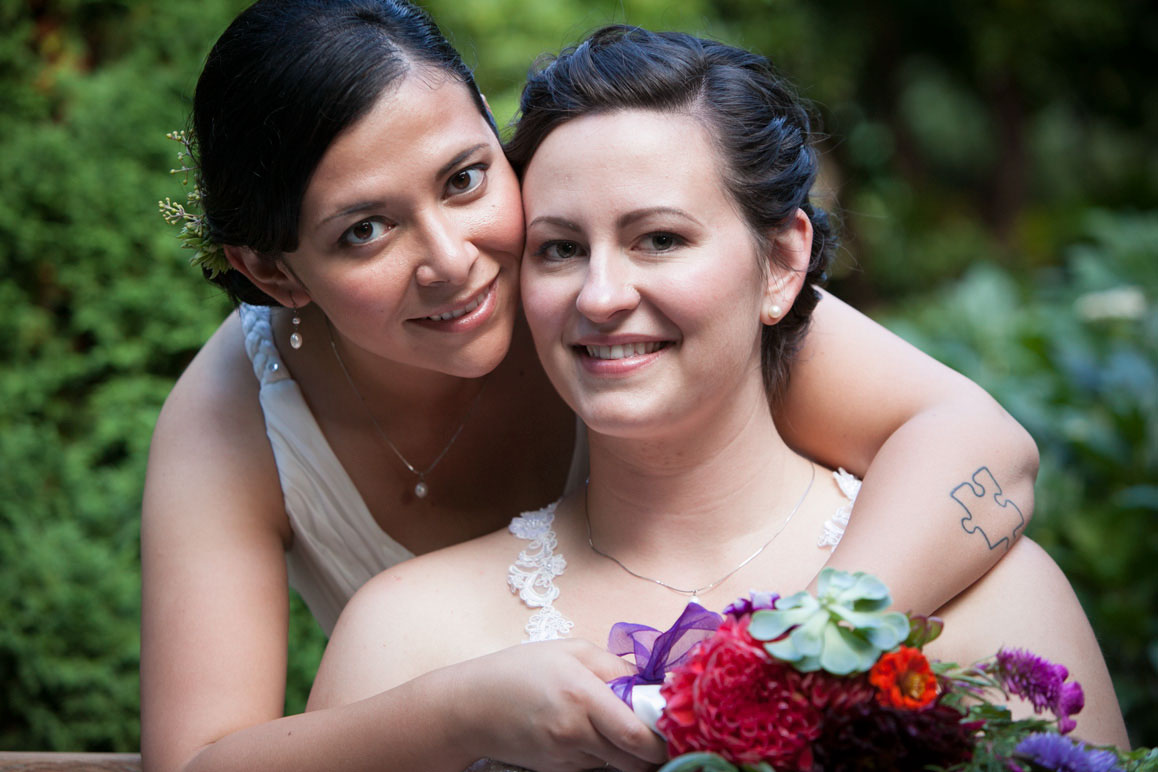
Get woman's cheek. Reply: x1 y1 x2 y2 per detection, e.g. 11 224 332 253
520 273 566 342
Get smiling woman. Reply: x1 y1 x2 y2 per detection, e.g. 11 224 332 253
520 109 798 435
141 2 1047 771
231 72 524 382
309 27 1127 763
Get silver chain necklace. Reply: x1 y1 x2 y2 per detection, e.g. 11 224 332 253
585 462 816 605
326 320 487 499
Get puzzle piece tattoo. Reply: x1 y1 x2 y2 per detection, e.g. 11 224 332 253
951 466 1025 551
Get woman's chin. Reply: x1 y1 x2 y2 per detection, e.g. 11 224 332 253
441 304 520 378
572 401 684 442
447 341 513 379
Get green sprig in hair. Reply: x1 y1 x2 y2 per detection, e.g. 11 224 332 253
157 130 232 278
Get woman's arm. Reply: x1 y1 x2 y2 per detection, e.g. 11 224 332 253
140 313 297 772
140 314 662 772
167 639 659 772
776 290 1039 614
308 566 664 772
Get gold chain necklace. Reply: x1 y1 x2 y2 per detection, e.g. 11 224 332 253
585 462 816 605
326 320 487 499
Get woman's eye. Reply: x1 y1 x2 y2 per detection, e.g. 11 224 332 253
537 240 586 260
447 166 486 195
640 232 683 252
341 218 390 246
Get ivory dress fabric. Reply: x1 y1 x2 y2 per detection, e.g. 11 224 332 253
240 303 416 635
239 303 589 635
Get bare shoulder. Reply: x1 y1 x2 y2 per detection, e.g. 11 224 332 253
157 310 259 432
928 537 1129 746
144 309 288 540
928 537 1086 665
932 537 1070 635
311 522 532 708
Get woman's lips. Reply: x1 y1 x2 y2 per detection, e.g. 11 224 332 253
573 340 672 375
581 341 667 360
410 280 497 332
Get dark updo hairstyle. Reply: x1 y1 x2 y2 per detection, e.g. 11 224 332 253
505 26 835 398
192 0 492 305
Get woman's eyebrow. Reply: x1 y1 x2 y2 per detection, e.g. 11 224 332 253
319 199 387 227
617 206 702 228
527 207 702 233
437 143 488 178
526 215 582 232
316 143 491 228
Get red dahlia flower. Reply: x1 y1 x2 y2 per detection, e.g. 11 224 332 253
658 617 822 770
870 646 938 709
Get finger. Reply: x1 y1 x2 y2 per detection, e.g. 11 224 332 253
565 640 638 682
584 682 668 767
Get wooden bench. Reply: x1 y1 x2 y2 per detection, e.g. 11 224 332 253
0 754 141 771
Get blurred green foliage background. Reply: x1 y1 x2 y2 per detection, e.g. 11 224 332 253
1 0 1155 753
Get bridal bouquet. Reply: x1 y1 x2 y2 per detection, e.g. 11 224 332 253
608 569 1155 772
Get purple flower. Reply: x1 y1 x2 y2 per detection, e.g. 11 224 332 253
722 591 779 619
1014 733 1122 772
994 648 1085 733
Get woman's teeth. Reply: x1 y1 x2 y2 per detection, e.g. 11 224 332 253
427 290 484 321
584 341 666 360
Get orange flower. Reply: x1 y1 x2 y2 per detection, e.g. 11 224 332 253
869 646 938 709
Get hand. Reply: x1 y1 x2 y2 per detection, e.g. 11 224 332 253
443 639 667 772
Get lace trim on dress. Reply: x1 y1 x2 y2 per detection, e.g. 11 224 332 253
507 501 574 642
508 473 861 640
818 467 861 550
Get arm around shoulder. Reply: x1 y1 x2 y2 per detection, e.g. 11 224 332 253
776 290 1040 614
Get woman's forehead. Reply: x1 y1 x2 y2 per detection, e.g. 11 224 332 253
302 73 496 220
521 109 730 220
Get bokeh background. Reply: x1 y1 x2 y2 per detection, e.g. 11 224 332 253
2 0 1155 752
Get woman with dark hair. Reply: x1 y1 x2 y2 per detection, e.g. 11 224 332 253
310 25 1128 766
144 2 1043 771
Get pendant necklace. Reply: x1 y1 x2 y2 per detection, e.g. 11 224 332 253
326 320 487 499
585 461 816 605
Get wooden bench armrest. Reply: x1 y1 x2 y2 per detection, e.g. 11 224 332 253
0 753 141 771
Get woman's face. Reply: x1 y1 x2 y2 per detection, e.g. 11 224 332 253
520 109 772 438
288 70 524 379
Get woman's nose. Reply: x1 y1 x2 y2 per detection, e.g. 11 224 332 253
575 250 639 323
415 211 477 287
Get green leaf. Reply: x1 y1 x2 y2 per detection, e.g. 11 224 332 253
904 615 945 648
748 601 813 641
864 612 911 649
819 623 877 674
842 572 891 602
658 752 740 772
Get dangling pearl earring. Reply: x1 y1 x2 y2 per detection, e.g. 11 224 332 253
289 292 303 350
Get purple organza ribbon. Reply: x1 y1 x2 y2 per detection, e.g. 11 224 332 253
607 602 723 708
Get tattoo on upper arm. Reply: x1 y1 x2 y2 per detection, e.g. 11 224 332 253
950 466 1025 551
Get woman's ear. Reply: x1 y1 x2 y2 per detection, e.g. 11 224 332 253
223 245 312 308
761 208 813 325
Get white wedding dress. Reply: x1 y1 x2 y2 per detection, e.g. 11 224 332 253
239 303 589 634
465 471 860 772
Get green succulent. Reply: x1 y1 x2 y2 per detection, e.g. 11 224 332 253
747 569 910 675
